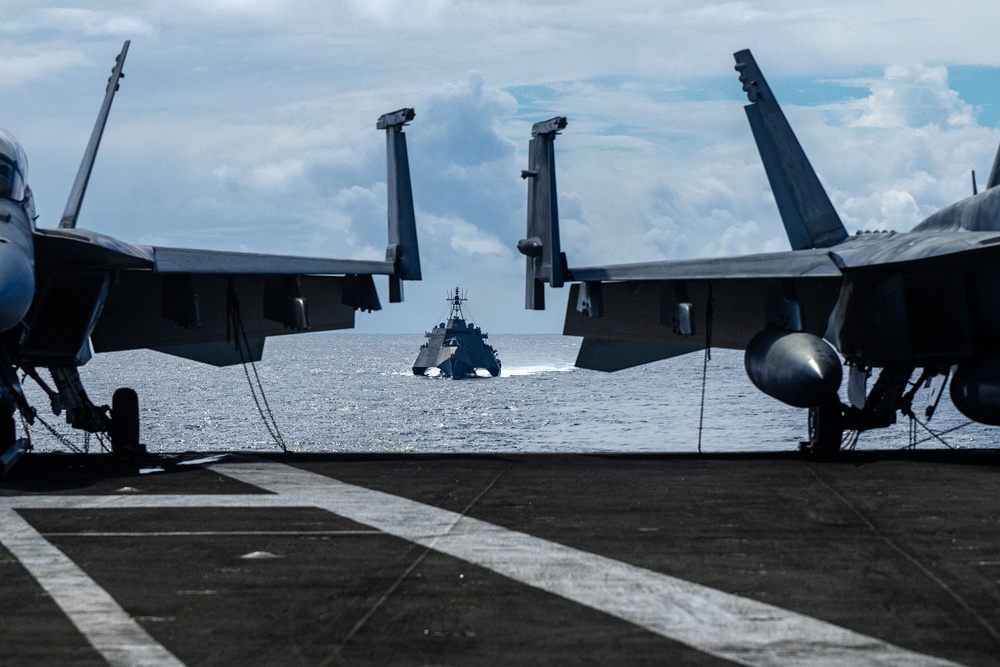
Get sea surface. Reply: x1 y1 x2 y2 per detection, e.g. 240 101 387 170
21 334 998 455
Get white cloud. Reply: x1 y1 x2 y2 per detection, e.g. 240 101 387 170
214 158 307 192
407 72 523 246
849 64 976 129
421 212 508 257
345 0 449 24
31 8 156 37
0 50 85 85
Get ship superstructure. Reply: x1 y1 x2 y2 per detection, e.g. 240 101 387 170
413 288 501 378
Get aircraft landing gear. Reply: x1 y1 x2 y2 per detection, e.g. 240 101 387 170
807 400 844 455
110 387 144 457
23 367 145 459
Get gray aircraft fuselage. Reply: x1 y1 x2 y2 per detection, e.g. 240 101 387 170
0 198 35 333
0 129 37 335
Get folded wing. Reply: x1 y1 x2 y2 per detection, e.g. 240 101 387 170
24 108 420 368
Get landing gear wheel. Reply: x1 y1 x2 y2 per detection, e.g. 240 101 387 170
808 400 844 455
110 388 143 457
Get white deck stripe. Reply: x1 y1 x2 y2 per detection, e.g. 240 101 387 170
42 530 382 537
0 459 965 667
0 494 289 510
210 459 962 667
0 508 185 667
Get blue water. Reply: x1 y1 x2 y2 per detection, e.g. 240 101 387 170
20 334 997 454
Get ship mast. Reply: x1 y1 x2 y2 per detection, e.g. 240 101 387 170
448 287 467 324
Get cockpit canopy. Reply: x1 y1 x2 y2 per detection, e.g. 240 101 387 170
0 129 27 202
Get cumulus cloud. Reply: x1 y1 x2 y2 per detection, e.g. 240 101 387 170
795 67 998 234
408 72 523 239
848 64 976 129
420 212 508 257
415 72 519 167
214 159 307 192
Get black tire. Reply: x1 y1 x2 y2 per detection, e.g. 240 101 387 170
808 400 844 455
110 387 140 456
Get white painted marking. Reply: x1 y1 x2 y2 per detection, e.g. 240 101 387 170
176 454 228 466
1 494 288 509
42 530 381 537
239 551 283 560
0 459 966 667
0 508 185 667
211 459 963 667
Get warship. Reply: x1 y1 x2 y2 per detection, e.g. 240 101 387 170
413 288 501 378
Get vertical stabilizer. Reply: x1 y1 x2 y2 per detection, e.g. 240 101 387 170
518 116 567 310
734 49 847 250
986 141 1000 190
60 41 129 229
378 108 421 303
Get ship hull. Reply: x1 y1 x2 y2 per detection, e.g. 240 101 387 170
414 289 502 379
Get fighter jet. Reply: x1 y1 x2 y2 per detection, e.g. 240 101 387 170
0 41 420 471
519 49 1000 453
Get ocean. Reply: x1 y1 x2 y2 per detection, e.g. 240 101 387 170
20 334 997 455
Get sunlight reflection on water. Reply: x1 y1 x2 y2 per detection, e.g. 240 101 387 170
22 334 997 454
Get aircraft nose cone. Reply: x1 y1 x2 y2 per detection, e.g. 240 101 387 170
0 239 35 332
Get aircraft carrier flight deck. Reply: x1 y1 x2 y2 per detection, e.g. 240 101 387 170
1 450 998 666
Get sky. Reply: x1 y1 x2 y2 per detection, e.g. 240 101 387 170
3 1 1000 333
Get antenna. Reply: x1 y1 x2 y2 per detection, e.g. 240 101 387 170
447 286 468 322
972 170 978 196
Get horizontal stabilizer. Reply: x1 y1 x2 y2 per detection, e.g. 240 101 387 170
734 49 847 250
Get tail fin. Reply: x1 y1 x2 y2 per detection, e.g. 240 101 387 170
518 116 567 310
734 49 847 250
986 141 1000 190
60 41 130 230
377 108 421 303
